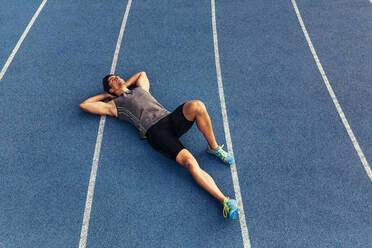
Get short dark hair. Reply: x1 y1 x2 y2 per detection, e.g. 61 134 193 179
102 74 115 93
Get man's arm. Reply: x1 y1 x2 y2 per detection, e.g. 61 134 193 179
79 93 117 116
124 71 150 92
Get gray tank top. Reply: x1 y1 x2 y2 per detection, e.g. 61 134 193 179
113 87 170 139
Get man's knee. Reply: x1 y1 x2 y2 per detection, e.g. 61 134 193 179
187 100 206 115
183 157 199 171
176 149 199 171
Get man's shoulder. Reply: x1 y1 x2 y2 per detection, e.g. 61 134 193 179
132 86 151 94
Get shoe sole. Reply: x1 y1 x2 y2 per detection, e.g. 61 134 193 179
229 208 239 220
206 150 233 166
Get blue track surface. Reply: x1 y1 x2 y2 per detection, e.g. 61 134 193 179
0 0 40 64
1 0 372 247
217 0 372 247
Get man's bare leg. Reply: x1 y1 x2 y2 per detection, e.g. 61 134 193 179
176 149 226 203
182 100 218 150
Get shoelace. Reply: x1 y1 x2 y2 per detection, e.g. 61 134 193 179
223 198 230 218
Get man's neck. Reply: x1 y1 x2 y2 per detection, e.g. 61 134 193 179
117 86 129 95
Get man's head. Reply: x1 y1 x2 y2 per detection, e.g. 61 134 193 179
102 74 126 96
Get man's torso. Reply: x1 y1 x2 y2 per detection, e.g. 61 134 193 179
109 87 170 138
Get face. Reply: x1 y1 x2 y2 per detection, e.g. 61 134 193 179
108 75 125 95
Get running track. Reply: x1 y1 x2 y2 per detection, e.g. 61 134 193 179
1 0 372 247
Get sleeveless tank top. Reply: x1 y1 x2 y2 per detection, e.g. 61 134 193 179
113 87 170 139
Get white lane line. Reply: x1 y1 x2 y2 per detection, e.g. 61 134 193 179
211 1 251 247
0 0 48 81
78 1 133 247
291 0 372 183
370 0 372 4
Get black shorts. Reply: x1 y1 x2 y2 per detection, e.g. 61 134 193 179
146 103 194 160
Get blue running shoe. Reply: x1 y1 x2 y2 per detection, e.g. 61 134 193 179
207 144 235 165
223 198 238 219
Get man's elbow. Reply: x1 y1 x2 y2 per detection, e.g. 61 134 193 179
79 103 88 112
